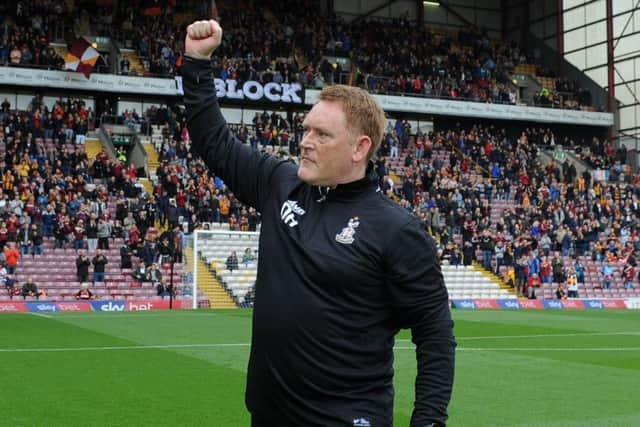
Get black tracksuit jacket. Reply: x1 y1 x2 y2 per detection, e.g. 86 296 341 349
183 56 456 427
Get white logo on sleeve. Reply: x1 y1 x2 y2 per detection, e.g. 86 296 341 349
335 217 360 244
280 200 306 228
353 418 371 427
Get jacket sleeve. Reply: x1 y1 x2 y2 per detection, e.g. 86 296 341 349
181 56 295 212
385 218 456 426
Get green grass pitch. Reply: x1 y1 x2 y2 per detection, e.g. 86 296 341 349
1 310 639 426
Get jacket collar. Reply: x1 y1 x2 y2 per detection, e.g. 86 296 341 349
313 163 379 203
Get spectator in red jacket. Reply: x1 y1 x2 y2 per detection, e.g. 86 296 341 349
526 273 541 299
4 242 20 274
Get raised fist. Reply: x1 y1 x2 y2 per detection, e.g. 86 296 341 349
185 20 223 60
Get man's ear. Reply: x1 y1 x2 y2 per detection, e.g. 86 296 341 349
352 135 372 163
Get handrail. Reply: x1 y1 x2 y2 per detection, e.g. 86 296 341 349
440 136 492 179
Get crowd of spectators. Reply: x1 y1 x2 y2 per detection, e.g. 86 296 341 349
1 87 638 303
327 20 518 104
3 2 635 303
576 137 630 174
0 242 47 299
381 121 640 297
115 3 183 77
145 87 638 302
0 2 65 68
3 1 596 110
527 127 632 178
1 94 93 147
0 95 190 299
532 66 594 110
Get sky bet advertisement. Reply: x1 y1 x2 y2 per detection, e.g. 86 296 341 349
0 300 191 313
0 299 638 313
450 298 633 310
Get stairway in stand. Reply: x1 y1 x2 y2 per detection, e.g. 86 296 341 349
513 64 556 91
140 139 162 229
49 43 68 62
472 261 517 296
120 50 145 76
187 245 237 308
139 178 154 196
84 137 103 160
537 76 557 91
139 178 161 231
142 141 160 176
514 63 536 75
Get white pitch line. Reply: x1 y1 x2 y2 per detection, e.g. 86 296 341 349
395 331 640 342
50 312 223 319
29 312 52 319
0 343 251 353
1 343 639 353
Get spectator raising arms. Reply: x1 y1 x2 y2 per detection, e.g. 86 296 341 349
75 283 94 300
92 249 108 283
4 242 19 274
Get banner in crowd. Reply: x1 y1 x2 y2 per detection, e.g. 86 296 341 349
0 67 613 124
0 300 191 313
64 38 100 78
0 67 178 96
304 90 614 126
0 67 305 104
450 298 635 310
174 76 305 104
213 79 305 104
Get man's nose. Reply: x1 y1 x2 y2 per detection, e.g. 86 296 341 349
299 135 313 151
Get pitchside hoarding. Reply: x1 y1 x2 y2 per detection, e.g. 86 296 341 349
449 299 634 310
1 299 637 312
0 300 191 312
0 302 28 312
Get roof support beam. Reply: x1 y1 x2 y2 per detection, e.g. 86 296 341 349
352 1 398 24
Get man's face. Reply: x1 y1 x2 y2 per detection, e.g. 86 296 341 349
297 100 360 187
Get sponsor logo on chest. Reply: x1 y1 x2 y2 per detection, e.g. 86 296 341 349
336 217 360 245
280 200 306 228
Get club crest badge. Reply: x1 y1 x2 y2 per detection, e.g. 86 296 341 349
335 217 360 245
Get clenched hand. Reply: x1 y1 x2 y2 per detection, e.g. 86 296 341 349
185 20 223 60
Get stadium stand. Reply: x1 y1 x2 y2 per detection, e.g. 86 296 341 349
0 95 192 304
5 238 184 302
197 231 514 307
0 2 66 69
134 92 636 305
1 118 632 306
1 0 637 307
1 0 595 110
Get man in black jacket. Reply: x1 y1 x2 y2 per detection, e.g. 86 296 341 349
76 250 91 283
184 20 455 427
120 241 133 269
29 224 44 256
92 249 108 283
